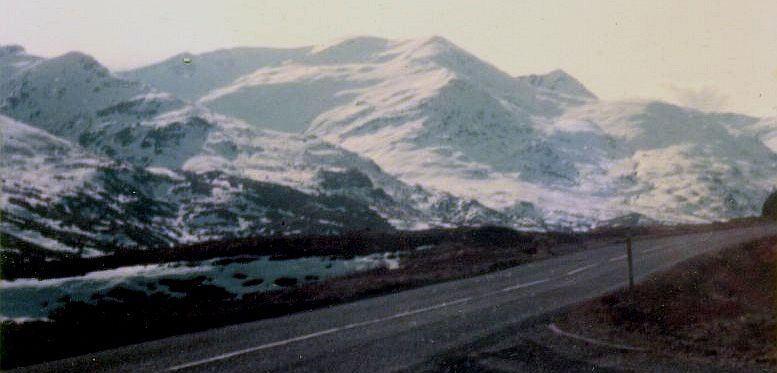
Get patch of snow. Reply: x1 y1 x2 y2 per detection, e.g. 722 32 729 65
146 166 185 181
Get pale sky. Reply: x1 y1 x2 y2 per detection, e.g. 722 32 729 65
2 0 776 117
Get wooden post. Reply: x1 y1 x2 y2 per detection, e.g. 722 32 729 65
626 235 634 290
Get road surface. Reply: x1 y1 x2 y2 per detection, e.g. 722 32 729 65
16 223 777 372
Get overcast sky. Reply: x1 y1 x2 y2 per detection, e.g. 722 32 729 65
2 0 776 117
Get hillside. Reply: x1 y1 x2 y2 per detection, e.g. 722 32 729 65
0 44 515 254
124 36 777 229
1 37 776 254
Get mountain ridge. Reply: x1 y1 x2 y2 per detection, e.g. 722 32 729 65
1 44 522 254
2 37 776 255
122 36 777 229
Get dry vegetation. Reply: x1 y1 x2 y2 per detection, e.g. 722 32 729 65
0 219 770 369
557 236 777 368
0 226 563 369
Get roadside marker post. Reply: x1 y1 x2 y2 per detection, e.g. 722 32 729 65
626 234 634 290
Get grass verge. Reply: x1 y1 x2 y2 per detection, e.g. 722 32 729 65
0 219 769 369
556 236 777 368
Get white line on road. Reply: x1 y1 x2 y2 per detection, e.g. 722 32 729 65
166 297 473 371
548 323 647 351
342 297 472 329
501 278 551 292
608 254 627 262
566 263 598 276
643 247 661 254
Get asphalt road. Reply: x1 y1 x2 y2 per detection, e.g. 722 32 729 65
16 223 777 373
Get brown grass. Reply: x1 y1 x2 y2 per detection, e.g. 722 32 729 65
0 230 557 369
1 220 770 369
558 236 777 367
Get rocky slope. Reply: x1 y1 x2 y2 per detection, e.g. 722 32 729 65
124 37 777 230
2 36 776 254
1 44 514 255
1 115 400 255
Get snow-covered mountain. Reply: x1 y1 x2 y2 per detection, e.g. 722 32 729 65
516 69 596 102
1 114 399 255
123 36 777 230
753 116 777 153
122 37 590 132
120 46 311 103
1 44 517 255
2 36 776 255
542 101 777 224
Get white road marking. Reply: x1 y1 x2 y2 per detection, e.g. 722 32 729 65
608 254 627 262
501 278 550 292
548 323 647 351
166 297 472 371
167 227 765 372
566 263 598 276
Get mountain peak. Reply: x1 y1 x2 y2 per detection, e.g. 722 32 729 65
309 36 392 62
545 69 574 80
0 45 25 57
309 36 465 65
54 50 100 64
401 35 466 57
399 35 467 61
418 35 456 48
45 51 111 75
517 69 596 99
